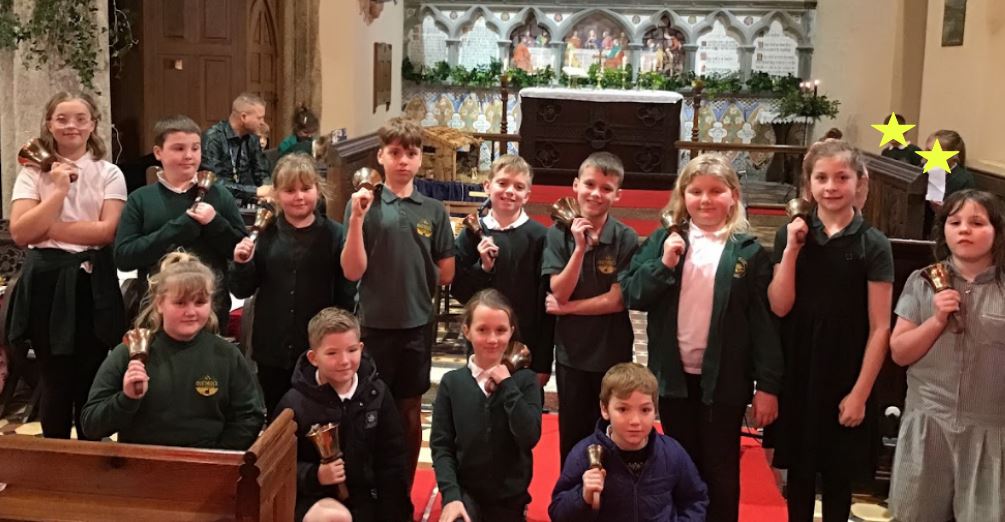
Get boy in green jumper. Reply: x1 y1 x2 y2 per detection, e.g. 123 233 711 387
341 116 455 486
114 115 247 331
541 152 638 465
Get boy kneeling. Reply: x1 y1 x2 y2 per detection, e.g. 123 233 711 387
275 308 412 522
549 363 709 521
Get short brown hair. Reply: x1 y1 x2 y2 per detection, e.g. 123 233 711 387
490 154 533 182
232 92 266 114
579 152 625 186
926 129 966 167
153 115 201 147
801 139 867 188
378 116 423 150
307 307 360 349
600 362 658 407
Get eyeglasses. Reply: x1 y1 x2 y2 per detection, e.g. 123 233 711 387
50 115 93 128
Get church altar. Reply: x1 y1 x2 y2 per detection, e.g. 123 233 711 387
518 87 683 189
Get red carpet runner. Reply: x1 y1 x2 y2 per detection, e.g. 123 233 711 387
411 414 787 521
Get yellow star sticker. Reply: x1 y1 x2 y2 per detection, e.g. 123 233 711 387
871 113 916 147
916 139 960 173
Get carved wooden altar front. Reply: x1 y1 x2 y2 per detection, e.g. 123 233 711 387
518 88 682 189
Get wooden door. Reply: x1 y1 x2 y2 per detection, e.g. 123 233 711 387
247 0 279 138
111 0 248 162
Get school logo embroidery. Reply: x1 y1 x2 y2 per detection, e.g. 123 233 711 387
365 410 378 429
597 255 617 275
416 218 433 238
733 258 748 278
195 375 220 397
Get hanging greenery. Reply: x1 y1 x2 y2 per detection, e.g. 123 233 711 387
0 0 136 91
401 58 834 121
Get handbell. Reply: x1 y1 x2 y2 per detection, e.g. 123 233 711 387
550 197 581 227
462 213 483 239
248 206 275 242
307 423 350 501
502 341 532 373
921 262 964 334
660 210 689 256
18 138 77 182
586 444 605 510
785 198 814 224
351 167 384 193
123 328 153 396
190 171 217 210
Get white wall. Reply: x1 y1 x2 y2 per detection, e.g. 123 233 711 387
318 1 404 139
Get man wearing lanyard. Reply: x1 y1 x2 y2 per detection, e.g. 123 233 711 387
201 92 273 205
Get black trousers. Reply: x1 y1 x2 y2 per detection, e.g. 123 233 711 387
257 363 294 417
659 373 746 522
28 270 109 440
785 456 852 522
459 491 526 522
556 363 605 468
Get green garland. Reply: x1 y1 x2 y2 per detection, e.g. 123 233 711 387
0 0 135 90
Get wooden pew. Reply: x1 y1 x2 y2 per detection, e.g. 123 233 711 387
861 152 928 240
0 409 298 521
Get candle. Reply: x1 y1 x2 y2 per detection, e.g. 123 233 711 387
813 79 820 97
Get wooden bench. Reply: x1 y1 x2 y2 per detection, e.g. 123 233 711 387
0 409 298 521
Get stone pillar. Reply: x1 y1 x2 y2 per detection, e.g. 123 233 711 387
627 43 644 81
797 46 814 80
446 39 461 66
683 44 698 75
0 0 111 217
738 45 754 81
496 40 510 65
549 41 565 82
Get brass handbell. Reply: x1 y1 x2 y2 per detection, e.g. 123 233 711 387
502 341 532 373
123 328 152 396
307 423 350 501
660 210 689 256
551 197 596 246
248 206 275 242
785 198 814 224
586 444 605 510
190 171 217 210
462 213 483 239
18 138 77 182
351 167 384 193
550 197 581 227
921 262 964 334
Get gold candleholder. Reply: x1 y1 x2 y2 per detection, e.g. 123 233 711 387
307 423 350 501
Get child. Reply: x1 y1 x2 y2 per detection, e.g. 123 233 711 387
923 129 977 237
540 151 638 465
430 289 542 522
341 116 455 484
115 115 247 331
549 362 708 521
275 307 411 522
7 91 128 440
879 114 922 166
452 154 555 387
81 252 265 449
230 153 356 415
278 104 320 157
888 190 1005 522
620 153 782 522
767 140 894 522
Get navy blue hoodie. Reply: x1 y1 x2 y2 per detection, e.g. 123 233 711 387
273 352 412 521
